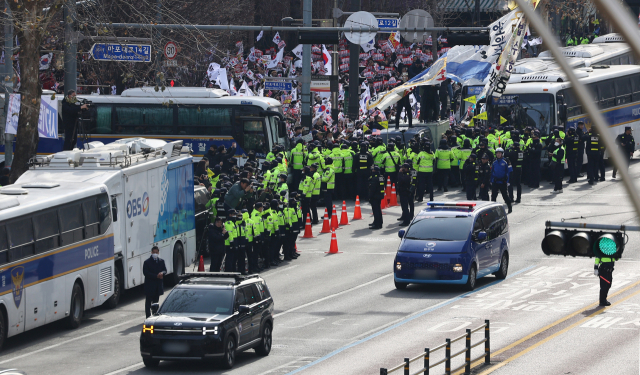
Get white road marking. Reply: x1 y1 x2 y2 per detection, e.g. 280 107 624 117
103 362 144 375
0 317 141 365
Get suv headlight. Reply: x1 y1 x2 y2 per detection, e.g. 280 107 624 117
396 262 402 271
203 326 219 335
142 325 154 334
452 264 463 273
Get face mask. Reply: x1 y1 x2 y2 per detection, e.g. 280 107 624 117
554 142 559 146
151 254 158 260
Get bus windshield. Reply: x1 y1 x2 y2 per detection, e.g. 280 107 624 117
493 93 555 134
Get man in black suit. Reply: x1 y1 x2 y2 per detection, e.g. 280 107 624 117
143 246 167 318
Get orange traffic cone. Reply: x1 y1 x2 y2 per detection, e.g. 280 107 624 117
352 196 363 220
331 205 340 230
320 209 332 233
302 213 315 238
381 195 388 210
389 183 399 206
198 255 205 272
339 201 350 225
325 228 341 254
385 176 392 200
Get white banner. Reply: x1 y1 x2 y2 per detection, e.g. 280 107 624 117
5 94 59 139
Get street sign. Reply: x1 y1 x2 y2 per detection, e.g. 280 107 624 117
90 43 151 62
264 81 292 91
164 41 177 60
399 9 434 42
377 18 398 33
344 11 377 45
163 60 178 67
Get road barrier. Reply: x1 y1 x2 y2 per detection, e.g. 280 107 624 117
380 320 490 375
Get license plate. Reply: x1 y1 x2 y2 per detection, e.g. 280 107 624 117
163 341 190 354
414 269 438 280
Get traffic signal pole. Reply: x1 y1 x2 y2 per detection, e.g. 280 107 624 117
63 0 77 94
546 221 640 232
301 0 312 130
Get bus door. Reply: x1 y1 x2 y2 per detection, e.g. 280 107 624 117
234 117 269 165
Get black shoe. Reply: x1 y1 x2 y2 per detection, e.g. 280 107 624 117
437 188 442 191
578 174 584 177
443 188 449 192
508 206 512 214
599 301 611 307
283 257 293 261
416 198 423 202
396 217 404 221
369 225 382 230
588 180 594 185
599 178 605 182
312 221 319 225
515 200 521 204
262 265 270 270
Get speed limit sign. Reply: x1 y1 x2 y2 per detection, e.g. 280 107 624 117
164 41 178 60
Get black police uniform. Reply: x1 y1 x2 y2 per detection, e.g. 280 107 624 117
397 168 413 225
506 144 524 203
565 130 581 183
463 157 478 200
368 169 385 229
612 129 635 178
478 160 491 201
208 223 229 272
527 139 542 188
584 131 601 184
357 146 374 201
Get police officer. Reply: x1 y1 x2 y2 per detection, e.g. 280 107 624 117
506 142 524 203
321 157 335 219
435 139 453 192
299 166 314 222
396 163 412 226
290 139 306 191
478 155 491 201
550 137 565 194
463 153 478 200
594 253 615 307
357 142 374 201
384 142 401 186
565 127 580 183
584 128 601 185
490 148 513 213
527 132 543 188
309 163 321 224
342 143 356 199
415 141 435 202
369 166 385 229
208 217 228 272
224 210 238 272
612 126 635 179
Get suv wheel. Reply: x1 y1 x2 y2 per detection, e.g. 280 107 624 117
495 252 509 279
464 264 477 291
255 323 272 356
221 335 236 369
143 358 159 368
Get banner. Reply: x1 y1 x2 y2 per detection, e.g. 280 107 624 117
5 94 58 139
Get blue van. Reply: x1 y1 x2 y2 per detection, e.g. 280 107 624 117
394 202 510 291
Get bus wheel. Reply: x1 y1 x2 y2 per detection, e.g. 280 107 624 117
66 282 84 329
169 243 184 285
0 307 7 351
104 264 123 309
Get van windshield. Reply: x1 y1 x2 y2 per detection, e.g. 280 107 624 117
405 217 473 241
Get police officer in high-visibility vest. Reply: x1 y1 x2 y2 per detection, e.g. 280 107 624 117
368 166 385 230
331 144 344 199
506 142 524 203
290 139 306 191
435 139 453 192
383 142 401 186
276 173 289 201
342 143 356 199
250 202 265 273
205 189 221 223
550 137 565 194
594 254 615 307
321 157 335 220
234 210 249 274
415 142 435 202
299 166 314 224
462 153 478 200
357 142 374 201
224 210 238 272
309 163 321 224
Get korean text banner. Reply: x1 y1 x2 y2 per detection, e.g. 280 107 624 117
5 94 59 139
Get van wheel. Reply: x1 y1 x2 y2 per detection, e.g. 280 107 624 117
66 283 84 329
464 265 477 291
495 252 509 279
104 265 122 309
169 243 185 285
394 280 408 290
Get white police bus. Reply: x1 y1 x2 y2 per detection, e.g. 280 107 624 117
14 138 198 327
0 182 115 349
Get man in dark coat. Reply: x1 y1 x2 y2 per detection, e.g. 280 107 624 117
61 90 88 151
397 163 413 226
143 246 167 318
208 217 229 272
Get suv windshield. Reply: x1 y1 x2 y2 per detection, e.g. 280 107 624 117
405 216 473 241
159 288 233 314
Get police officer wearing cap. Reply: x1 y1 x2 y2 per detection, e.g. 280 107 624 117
594 250 616 307
299 166 314 223
357 142 374 201
612 126 635 180
490 148 513 213
321 157 335 219
478 154 491 201
506 141 524 203
463 153 478 200
397 163 413 226
369 166 385 229
565 127 581 183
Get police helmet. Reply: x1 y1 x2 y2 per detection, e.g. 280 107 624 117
255 202 264 209
278 173 287 180
496 147 504 153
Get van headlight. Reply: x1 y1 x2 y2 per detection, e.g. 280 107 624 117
452 264 463 272
396 262 402 271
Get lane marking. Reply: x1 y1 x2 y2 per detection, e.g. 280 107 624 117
0 317 141 365
453 278 640 375
103 363 144 375
273 274 392 318
284 265 536 375
477 285 640 375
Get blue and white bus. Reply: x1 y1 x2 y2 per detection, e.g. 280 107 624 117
3 87 288 164
0 182 115 348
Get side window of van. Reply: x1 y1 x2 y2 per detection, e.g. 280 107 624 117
496 206 509 235
473 216 484 234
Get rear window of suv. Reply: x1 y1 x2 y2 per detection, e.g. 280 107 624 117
160 288 233 314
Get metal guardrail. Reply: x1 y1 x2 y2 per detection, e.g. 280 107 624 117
380 320 490 375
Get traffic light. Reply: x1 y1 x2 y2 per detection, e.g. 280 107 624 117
541 229 625 258
446 32 491 47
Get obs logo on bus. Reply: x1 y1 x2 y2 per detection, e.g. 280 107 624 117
127 192 150 219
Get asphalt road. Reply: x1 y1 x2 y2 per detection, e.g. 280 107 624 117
1 162 639 375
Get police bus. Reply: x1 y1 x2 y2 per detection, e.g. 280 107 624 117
14 138 197 323
4 87 288 164
459 36 637 120
0 182 115 349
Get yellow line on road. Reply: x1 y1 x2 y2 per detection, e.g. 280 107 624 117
454 279 640 375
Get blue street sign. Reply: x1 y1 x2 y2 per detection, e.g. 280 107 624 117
264 81 292 91
90 43 152 62
377 18 398 33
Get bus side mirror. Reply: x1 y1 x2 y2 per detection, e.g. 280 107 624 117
112 206 118 221
559 104 567 123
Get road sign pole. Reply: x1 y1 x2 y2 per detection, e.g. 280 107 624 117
347 0 361 121
155 0 163 86
63 0 77 94
301 0 312 130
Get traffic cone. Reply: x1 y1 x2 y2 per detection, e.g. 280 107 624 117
320 209 332 233
389 184 399 206
325 228 341 254
302 213 315 238
381 195 388 210
385 176 392 199
339 201 350 225
352 196 363 220
198 255 205 272
331 205 340 230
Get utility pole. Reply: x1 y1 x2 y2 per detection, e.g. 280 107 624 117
3 1 13 167
347 0 360 120
155 0 163 87
331 0 339 123
63 0 77 94
301 0 312 130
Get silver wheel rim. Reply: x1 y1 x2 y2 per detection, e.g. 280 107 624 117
227 339 234 364
264 327 272 351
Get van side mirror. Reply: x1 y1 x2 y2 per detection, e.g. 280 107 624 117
150 303 160 315
398 230 405 238
476 231 487 241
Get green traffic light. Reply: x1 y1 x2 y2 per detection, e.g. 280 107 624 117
598 237 617 256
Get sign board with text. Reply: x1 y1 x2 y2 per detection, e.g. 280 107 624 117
90 43 151 62
377 18 399 33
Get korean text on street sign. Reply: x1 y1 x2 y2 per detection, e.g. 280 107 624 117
264 81 292 91
377 18 398 33
90 43 152 62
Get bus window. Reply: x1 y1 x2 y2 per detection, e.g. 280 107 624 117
0 226 7 265
83 198 100 239
114 106 174 135
33 210 60 254
243 120 268 155
596 82 615 109
60 203 85 246
177 107 233 135
620 55 630 65
632 75 640 102
268 116 287 149
87 104 112 134
7 218 35 261
97 194 112 234
615 78 632 105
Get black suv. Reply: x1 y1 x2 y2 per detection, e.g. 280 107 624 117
140 273 275 369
